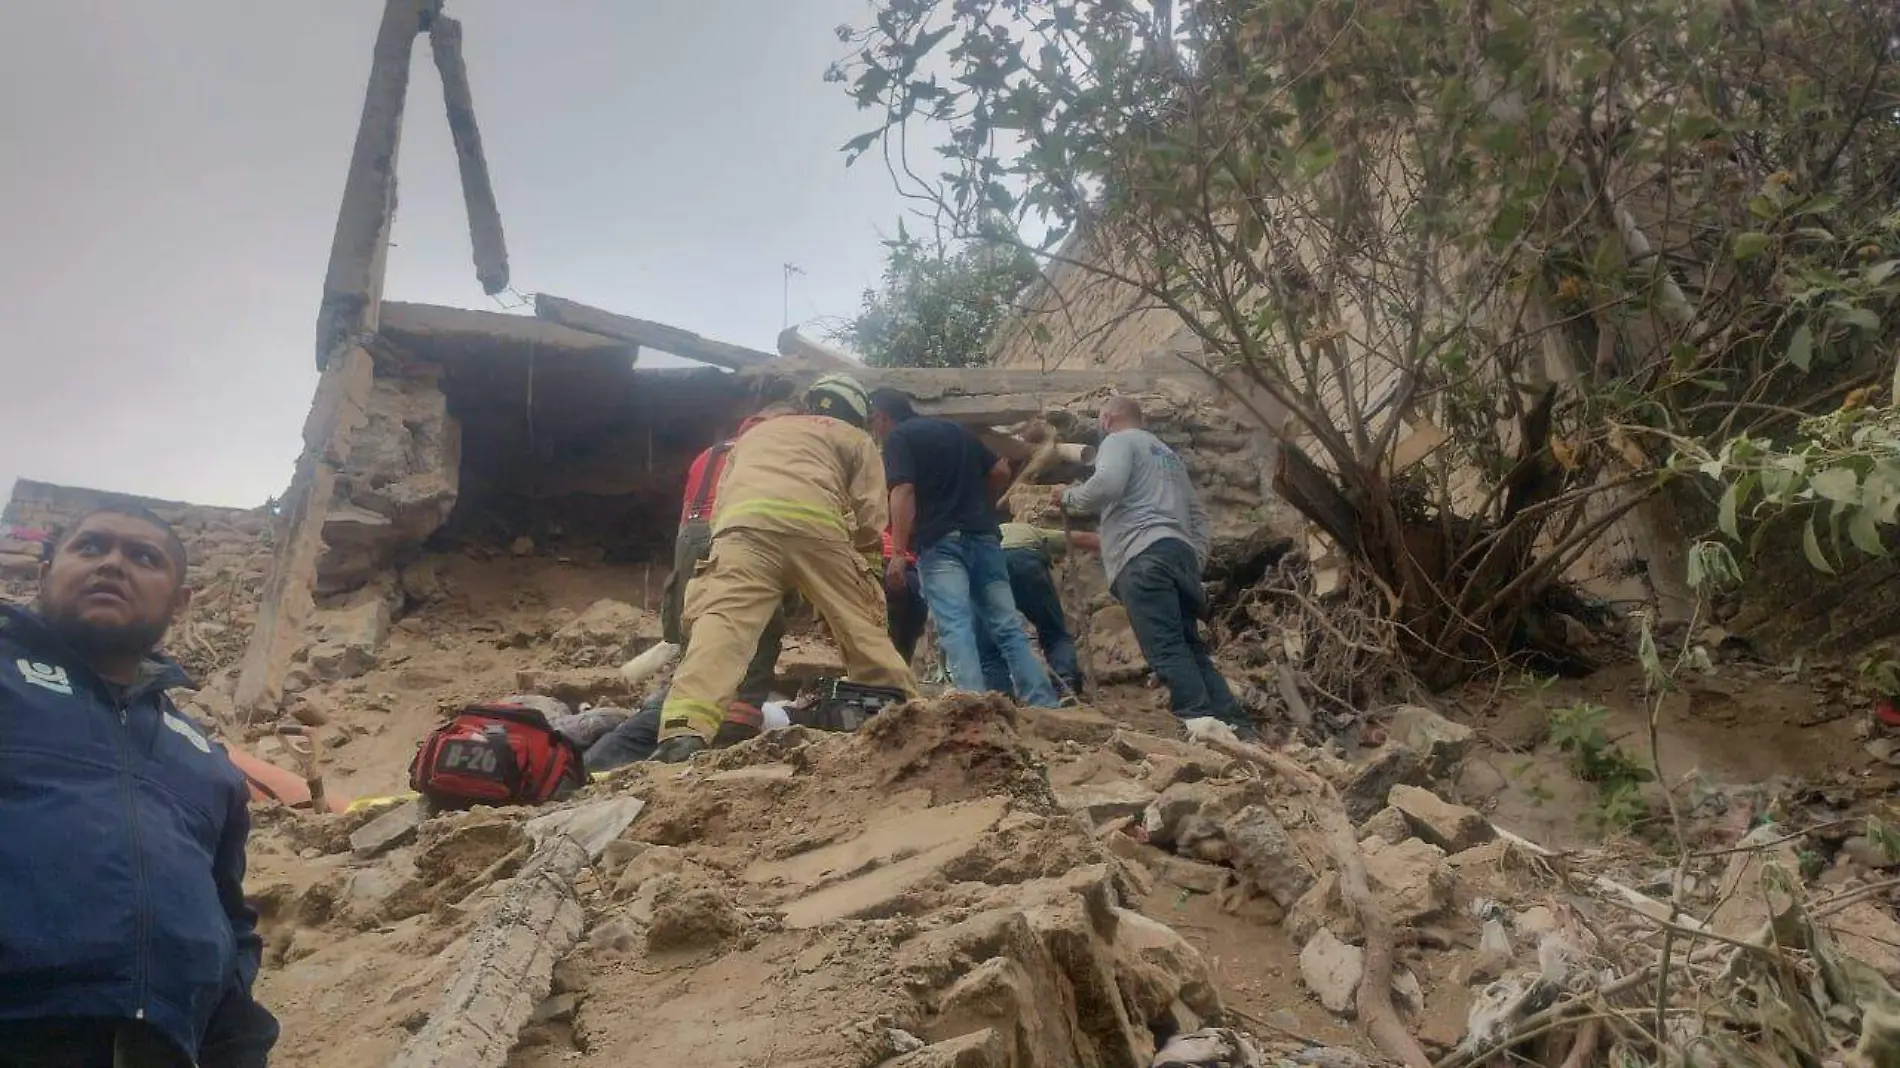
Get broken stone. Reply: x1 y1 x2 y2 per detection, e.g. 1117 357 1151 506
1110 906 1222 1027
613 844 686 899
1144 780 1268 847
305 595 392 681
530 992 578 1024
1361 837 1453 924
509 535 535 556
1391 968 1423 1014
1386 705 1474 777
525 797 646 860
1287 873 1356 944
1299 927 1364 1016
885 1028 1009 1068
1110 729 1234 780
1388 784 1494 853
349 799 424 859
1017 703 1121 745
1089 604 1149 683
1342 746 1428 824
1221 805 1316 909
1055 780 1159 825
1153 854 1232 895
1357 806 1413 847
1513 905 1557 938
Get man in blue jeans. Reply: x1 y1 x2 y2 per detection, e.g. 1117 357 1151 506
1059 395 1253 735
975 521 1096 699
869 389 1060 708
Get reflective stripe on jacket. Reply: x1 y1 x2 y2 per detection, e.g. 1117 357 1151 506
711 415 888 548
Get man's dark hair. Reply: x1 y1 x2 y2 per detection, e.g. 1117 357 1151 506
49 504 190 581
869 388 918 422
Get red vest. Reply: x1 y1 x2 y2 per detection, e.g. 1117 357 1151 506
679 441 735 524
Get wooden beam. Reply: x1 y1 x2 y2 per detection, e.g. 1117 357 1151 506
535 294 775 370
743 364 1160 426
238 0 430 721
428 16 509 296
315 0 439 370
775 325 857 368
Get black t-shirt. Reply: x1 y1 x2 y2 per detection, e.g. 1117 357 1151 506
883 417 1002 552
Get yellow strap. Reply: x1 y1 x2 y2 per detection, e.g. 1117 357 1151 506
715 497 849 534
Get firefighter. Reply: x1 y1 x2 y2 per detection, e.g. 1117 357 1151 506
655 374 917 762
661 412 783 712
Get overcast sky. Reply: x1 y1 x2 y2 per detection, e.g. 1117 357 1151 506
0 1 913 510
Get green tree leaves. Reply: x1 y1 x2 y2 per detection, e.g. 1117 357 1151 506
839 230 1038 370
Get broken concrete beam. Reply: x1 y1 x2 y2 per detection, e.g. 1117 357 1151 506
741 364 1161 426
427 16 508 295
377 302 633 362
524 797 646 860
317 0 440 368
1387 784 1493 853
535 294 774 369
350 798 424 858
385 836 588 1068
774 325 857 368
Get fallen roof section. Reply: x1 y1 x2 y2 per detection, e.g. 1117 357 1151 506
378 301 635 363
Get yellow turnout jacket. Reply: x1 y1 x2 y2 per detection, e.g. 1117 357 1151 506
711 414 888 551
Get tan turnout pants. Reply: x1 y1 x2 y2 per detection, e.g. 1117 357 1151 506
660 528 917 742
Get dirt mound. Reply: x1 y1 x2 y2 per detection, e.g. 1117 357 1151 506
249 698 1260 1068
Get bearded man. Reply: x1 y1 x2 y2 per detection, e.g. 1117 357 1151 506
0 504 277 1068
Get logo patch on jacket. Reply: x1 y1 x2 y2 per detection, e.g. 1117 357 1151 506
16 659 72 696
162 711 211 753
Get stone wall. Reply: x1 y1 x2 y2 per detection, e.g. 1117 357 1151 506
1 479 274 683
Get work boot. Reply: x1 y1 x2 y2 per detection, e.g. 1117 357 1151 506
651 735 708 764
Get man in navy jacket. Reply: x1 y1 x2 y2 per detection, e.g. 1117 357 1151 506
0 505 277 1067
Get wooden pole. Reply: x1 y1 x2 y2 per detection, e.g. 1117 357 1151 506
235 0 436 721
429 15 510 295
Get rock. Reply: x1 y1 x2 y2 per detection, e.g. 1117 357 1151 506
509 535 535 557
1361 838 1453 923
1455 759 1507 799
530 992 579 1024
1110 906 1221 1027
1152 1028 1263 1067
1153 854 1232 894
286 696 332 728
1090 605 1149 683
1829 901 1900 981
1299 927 1364 1016
1388 784 1494 853
1357 806 1412 846
552 599 659 665
1056 781 1160 825
0 552 41 580
1342 746 1429 824
1387 705 1474 777
398 558 450 604
1018 704 1122 745
614 844 687 899
1391 968 1423 1013
1111 730 1235 779
1287 873 1357 944
1144 780 1269 847
305 596 392 681
525 797 647 860
1222 805 1316 908
1841 835 1896 870
1513 905 1557 938
349 799 424 859
644 874 744 952
885 1028 1009 1068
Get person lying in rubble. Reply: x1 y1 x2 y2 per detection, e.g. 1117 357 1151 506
1057 395 1256 739
653 373 917 762
662 410 786 714
868 388 1061 709
973 520 1100 701
0 505 277 1067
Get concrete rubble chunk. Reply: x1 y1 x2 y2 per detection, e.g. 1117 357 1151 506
1019 704 1122 745
1299 927 1364 1016
1154 854 1232 895
305 595 392 681
350 798 424 858
525 797 646 860
1287 872 1356 945
1144 780 1269 848
1387 704 1475 777
1387 784 1494 853
1357 806 1413 847
1361 837 1454 924
1111 730 1235 780
886 1028 1010 1068
1221 805 1316 908
1342 746 1429 824
1056 780 1161 825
